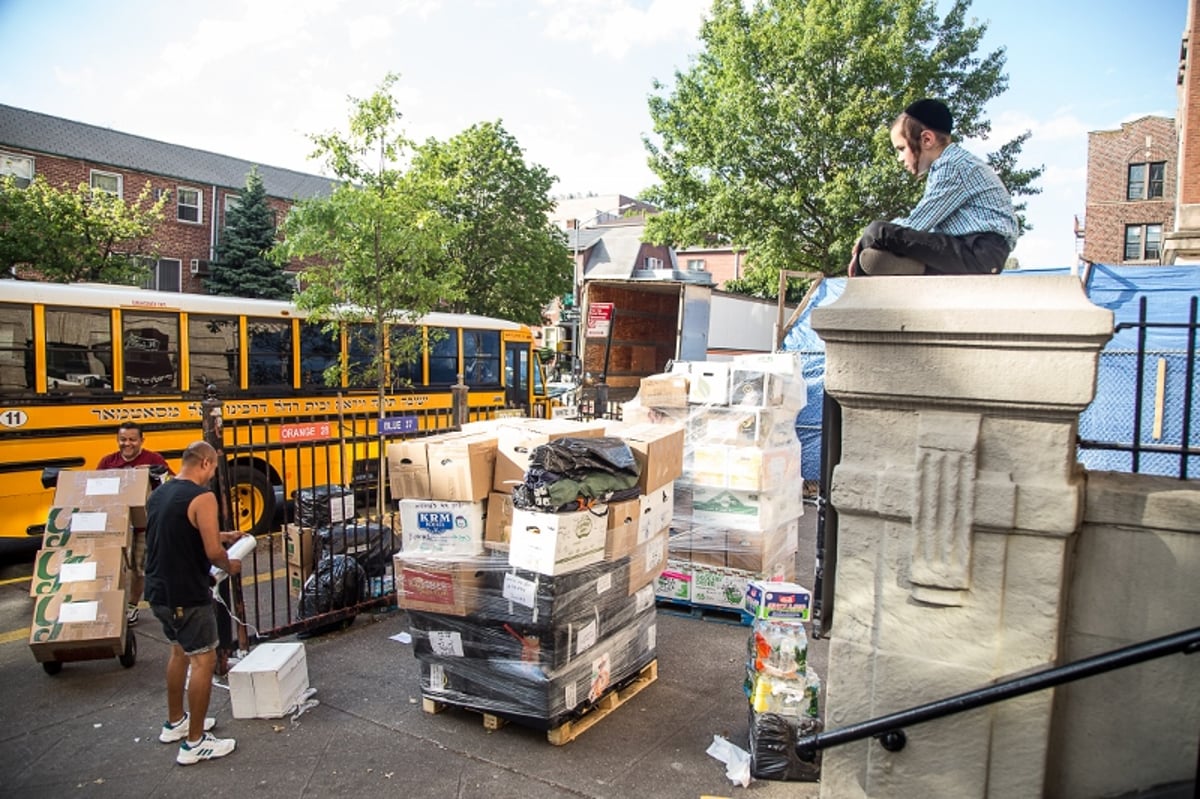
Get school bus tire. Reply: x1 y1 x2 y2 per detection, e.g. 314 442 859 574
229 464 275 537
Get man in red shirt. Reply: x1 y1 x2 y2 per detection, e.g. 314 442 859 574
97 422 174 625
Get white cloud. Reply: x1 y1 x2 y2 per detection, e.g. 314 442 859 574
538 0 709 59
988 109 1089 143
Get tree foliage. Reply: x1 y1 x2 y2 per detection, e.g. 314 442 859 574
274 73 459 394
642 0 1043 292
206 167 294 301
0 175 166 283
408 121 571 326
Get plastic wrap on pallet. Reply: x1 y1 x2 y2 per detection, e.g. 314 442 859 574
292 485 355 528
745 616 820 720
315 520 398 578
408 584 656 670
477 556 634 626
656 522 799 612
418 604 658 728
748 710 823 782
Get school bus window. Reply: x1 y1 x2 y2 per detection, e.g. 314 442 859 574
188 315 239 392
388 325 421 389
346 323 377 388
299 322 338 389
247 319 293 389
428 326 459 386
463 329 501 387
0 304 33 392
45 307 113 393
123 312 178 394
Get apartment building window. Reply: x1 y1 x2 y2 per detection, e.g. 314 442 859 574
644 256 664 270
177 187 202 223
141 257 182 292
1124 224 1163 261
223 194 240 227
686 258 707 272
0 151 34 188
1127 162 1166 200
90 170 123 197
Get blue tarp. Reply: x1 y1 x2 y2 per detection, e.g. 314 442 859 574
785 266 1200 479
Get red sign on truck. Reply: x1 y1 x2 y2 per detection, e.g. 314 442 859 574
585 302 615 338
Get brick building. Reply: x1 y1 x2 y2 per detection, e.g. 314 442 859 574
1081 115 1177 264
0 103 331 293
1165 0 1200 263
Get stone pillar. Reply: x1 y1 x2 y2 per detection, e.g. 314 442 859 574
810 276 1113 799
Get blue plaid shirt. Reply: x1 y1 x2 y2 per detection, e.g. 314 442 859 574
893 144 1019 249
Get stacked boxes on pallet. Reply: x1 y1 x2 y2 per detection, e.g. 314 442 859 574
626 353 807 614
389 419 677 730
28 470 148 665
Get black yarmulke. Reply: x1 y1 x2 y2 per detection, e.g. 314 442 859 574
904 99 952 134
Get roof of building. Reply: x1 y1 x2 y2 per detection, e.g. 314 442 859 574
0 103 334 200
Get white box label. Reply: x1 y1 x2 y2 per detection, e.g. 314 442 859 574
84 477 121 496
574 619 598 655
596 574 612 595
59 562 99 582
564 681 577 709
502 573 536 608
329 495 354 524
58 600 99 623
70 512 109 532
429 631 464 658
429 664 446 693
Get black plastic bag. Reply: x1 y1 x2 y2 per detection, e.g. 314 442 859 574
748 710 823 782
315 521 397 578
512 437 642 511
292 484 353 528
298 554 366 620
528 436 640 478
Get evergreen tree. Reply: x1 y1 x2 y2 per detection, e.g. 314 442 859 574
207 168 294 300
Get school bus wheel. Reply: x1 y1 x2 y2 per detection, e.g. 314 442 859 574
229 465 275 537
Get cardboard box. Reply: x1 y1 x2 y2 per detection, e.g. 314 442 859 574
286 562 313 599
28 590 126 663
427 434 497 502
689 443 801 491
629 531 668 594
654 560 692 602
728 368 786 408
607 422 685 494
42 504 133 550
52 470 151 527
689 406 799 449
638 483 675 543
30 545 128 597
394 553 487 616
638 373 690 409
690 563 752 610
283 523 315 567
605 497 641 559
492 419 606 493
399 499 485 556
688 361 732 406
387 439 432 500
745 580 812 621
508 508 607 576
674 527 726 567
727 521 800 572
484 492 514 551
687 485 804 532
229 642 310 719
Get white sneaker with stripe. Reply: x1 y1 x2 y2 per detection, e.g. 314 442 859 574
176 732 236 765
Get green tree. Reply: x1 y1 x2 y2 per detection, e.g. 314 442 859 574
643 0 1043 292
274 72 458 400
408 121 571 326
0 175 166 283
206 168 294 300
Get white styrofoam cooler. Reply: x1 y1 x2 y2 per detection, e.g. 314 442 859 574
229 642 309 719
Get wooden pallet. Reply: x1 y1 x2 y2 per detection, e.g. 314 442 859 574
421 659 659 745
655 597 754 626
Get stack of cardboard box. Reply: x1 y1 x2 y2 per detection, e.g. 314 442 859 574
625 353 807 613
29 470 149 667
388 418 680 729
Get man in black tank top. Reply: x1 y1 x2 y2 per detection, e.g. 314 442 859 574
144 440 246 765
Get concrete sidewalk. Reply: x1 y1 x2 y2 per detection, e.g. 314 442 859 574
0 517 826 798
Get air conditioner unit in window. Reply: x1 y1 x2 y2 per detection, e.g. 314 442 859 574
189 259 212 276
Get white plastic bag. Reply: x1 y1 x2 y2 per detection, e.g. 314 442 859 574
706 734 753 787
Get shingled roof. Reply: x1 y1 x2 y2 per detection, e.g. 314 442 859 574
0 103 334 200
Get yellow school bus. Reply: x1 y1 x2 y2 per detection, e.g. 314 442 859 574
0 281 551 549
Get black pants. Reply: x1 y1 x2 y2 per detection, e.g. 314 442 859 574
855 221 1011 275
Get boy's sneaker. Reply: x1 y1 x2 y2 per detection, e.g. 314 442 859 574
126 604 139 626
176 732 236 765
159 712 216 743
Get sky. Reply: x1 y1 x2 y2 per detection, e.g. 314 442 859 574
0 0 1189 268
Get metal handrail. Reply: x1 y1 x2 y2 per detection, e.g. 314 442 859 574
796 626 1200 760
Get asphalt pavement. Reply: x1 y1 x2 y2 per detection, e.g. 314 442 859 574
0 513 824 799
